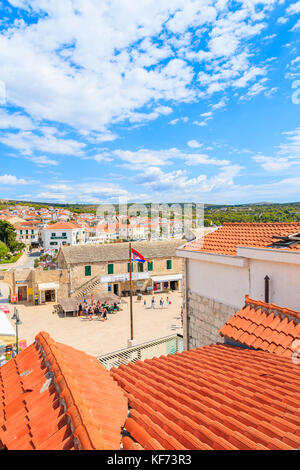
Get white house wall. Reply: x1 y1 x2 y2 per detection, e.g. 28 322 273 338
249 258 300 311
187 258 249 309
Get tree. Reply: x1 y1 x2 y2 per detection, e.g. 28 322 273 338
0 221 25 252
0 241 9 260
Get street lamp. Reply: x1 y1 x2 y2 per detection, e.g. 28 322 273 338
12 307 22 356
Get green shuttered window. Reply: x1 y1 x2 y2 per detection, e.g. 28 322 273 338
85 265 91 276
108 263 114 274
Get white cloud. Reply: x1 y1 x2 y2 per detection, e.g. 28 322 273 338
201 111 213 118
0 129 85 155
0 81 7 105
26 155 59 166
253 127 300 171
0 0 283 138
168 116 188 125
187 140 202 148
277 17 288 24
286 2 300 15
0 110 34 130
291 19 300 30
133 163 242 195
210 97 227 110
193 120 208 127
185 153 229 166
253 155 294 171
0 174 29 185
169 118 179 125
113 147 229 169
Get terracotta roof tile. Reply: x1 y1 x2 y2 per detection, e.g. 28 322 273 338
219 296 300 357
111 343 300 450
181 222 300 255
44 222 81 230
0 332 128 450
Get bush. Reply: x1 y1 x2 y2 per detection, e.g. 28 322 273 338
0 241 8 260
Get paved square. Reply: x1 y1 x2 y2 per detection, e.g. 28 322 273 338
2 291 183 356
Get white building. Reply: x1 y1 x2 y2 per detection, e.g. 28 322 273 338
42 222 85 250
177 222 300 350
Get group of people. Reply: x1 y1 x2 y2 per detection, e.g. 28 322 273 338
76 300 118 321
145 295 171 309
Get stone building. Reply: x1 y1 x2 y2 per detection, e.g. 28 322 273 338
177 222 300 350
56 239 184 298
0 239 184 305
1 267 69 304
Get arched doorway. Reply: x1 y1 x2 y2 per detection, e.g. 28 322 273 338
0 282 11 304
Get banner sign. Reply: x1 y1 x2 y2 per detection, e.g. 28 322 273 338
100 272 150 283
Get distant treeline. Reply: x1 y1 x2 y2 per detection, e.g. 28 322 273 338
1 200 300 224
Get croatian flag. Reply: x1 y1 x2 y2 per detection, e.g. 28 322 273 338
131 248 147 263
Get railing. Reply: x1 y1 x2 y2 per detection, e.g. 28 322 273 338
98 334 183 370
70 275 99 296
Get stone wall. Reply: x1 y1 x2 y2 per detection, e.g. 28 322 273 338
186 290 237 349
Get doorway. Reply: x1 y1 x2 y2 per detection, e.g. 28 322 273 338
45 289 56 302
18 285 28 301
113 284 119 296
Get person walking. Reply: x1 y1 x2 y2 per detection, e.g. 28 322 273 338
34 293 39 305
102 307 107 321
161 299 164 309
166 296 169 308
151 296 155 309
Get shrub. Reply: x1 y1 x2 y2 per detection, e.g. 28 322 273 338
0 241 9 260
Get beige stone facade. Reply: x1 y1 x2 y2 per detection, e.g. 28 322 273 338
57 240 184 298
62 256 183 297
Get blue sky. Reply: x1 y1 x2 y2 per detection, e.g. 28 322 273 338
0 0 300 205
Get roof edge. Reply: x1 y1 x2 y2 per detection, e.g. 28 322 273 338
244 295 300 320
35 331 126 450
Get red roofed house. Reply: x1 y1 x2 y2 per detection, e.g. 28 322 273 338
14 222 41 247
0 329 300 450
176 222 300 350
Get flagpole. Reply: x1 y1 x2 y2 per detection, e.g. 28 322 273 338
129 242 133 341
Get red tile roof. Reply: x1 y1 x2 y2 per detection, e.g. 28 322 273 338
0 332 128 450
44 222 81 230
111 343 300 450
219 296 300 358
182 222 300 256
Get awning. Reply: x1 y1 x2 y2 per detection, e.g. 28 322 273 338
0 311 15 337
38 282 59 291
0 335 16 347
152 274 182 283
